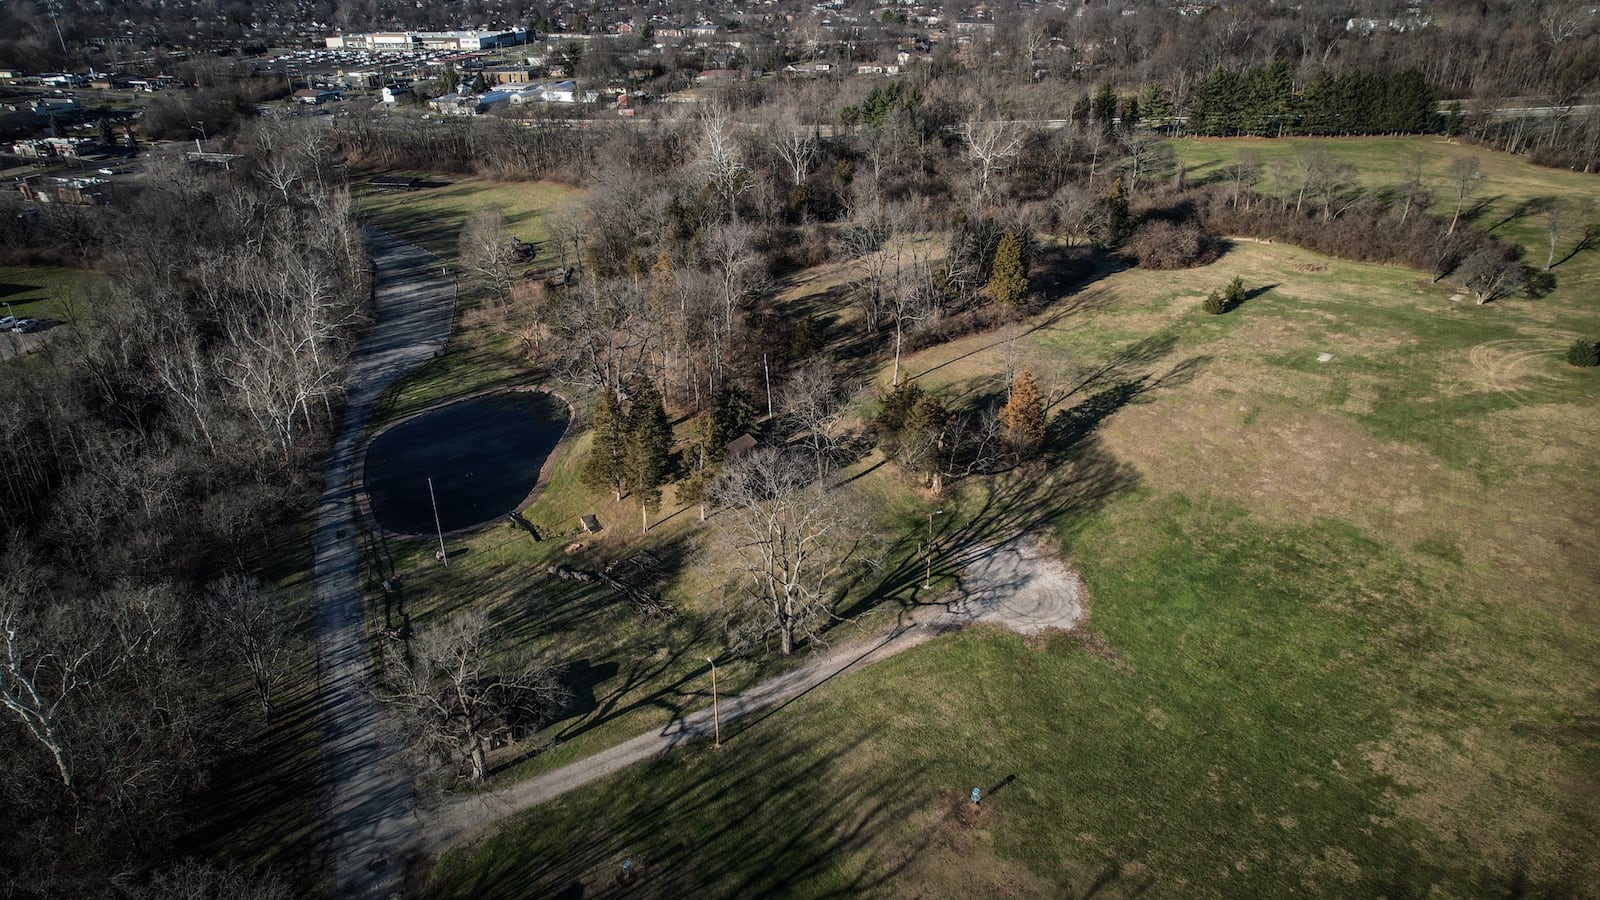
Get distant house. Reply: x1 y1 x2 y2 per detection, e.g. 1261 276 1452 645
379 85 410 103
541 81 596 103
483 66 534 85
696 68 740 83
19 174 108 205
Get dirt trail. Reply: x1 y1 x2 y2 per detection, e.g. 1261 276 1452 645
312 230 454 898
418 537 1084 860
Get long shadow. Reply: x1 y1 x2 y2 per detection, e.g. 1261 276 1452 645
1484 198 1538 234
910 306 1071 381
1553 223 1600 268
1055 330 1180 410
456 712 1154 900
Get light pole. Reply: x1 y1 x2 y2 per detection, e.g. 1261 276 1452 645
924 508 944 588
706 656 721 749
428 476 448 567
190 120 206 155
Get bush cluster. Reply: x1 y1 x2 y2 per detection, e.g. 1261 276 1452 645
1566 338 1600 367
1125 219 1219 269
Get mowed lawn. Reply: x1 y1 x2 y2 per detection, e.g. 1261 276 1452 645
358 176 582 265
357 177 585 425
0 265 97 323
428 142 1600 898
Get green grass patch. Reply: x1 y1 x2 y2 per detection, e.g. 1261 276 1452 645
431 491 1599 898
359 177 584 426
0 265 98 324
358 177 583 267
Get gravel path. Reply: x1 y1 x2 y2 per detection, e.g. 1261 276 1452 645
419 536 1084 860
312 230 454 898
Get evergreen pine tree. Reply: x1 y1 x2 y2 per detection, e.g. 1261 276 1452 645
987 231 1030 306
624 377 672 532
1097 177 1133 247
1092 82 1119 129
1071 94 1092 128
712 385 759 448
1139 82 1172 121
999 370 1046 456
582 390 628 501
1224 276 1247 308
900 393 951 491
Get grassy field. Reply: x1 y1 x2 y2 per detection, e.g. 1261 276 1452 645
424 138 1600 897
360 177 585 425
0 265 97 324
358 177 582 264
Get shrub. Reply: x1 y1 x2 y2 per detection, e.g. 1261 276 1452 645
1565 338 1600 367
1125 219 1217 270
1222 276 1247 307
1202 277 1246 315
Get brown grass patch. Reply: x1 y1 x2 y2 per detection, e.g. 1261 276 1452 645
876 792 1055 899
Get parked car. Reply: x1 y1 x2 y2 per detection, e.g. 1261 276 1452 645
12 318 35 333
0 316 14 331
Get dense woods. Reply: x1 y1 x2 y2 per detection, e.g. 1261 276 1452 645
0 125 366 896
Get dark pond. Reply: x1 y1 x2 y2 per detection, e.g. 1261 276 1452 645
363 391 570 534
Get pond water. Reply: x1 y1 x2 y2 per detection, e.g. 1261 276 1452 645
363 391 570 535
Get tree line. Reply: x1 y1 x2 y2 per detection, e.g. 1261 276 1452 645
1187 62 1436 137
0 120 365 897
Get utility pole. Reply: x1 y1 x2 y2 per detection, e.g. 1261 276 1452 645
428 477 448 566
763 353 773 419
47 1 67 57
706 656 722 749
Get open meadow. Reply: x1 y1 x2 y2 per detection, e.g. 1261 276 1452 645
355 140 1600 898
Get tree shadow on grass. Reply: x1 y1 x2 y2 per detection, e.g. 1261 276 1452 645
836 343 1206 626
445 713 1161 899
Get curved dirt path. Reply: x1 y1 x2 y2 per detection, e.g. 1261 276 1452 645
419 537 1084 861
312 230 454 898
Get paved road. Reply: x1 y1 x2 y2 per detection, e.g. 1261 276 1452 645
418 537 1085 861
312 229 454 898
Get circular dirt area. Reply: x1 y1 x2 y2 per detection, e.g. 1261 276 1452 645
363 392 570 534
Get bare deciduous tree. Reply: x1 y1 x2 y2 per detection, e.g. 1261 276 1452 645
960 119 1023 202
711 449 870 656
458 208 520 306
767 107 819 187
698 108 749 222
1446 156 1484 235
201 572 300 725
781 360 849 482
377 611 568 783
1457 247 1530 304
0 566 173 791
